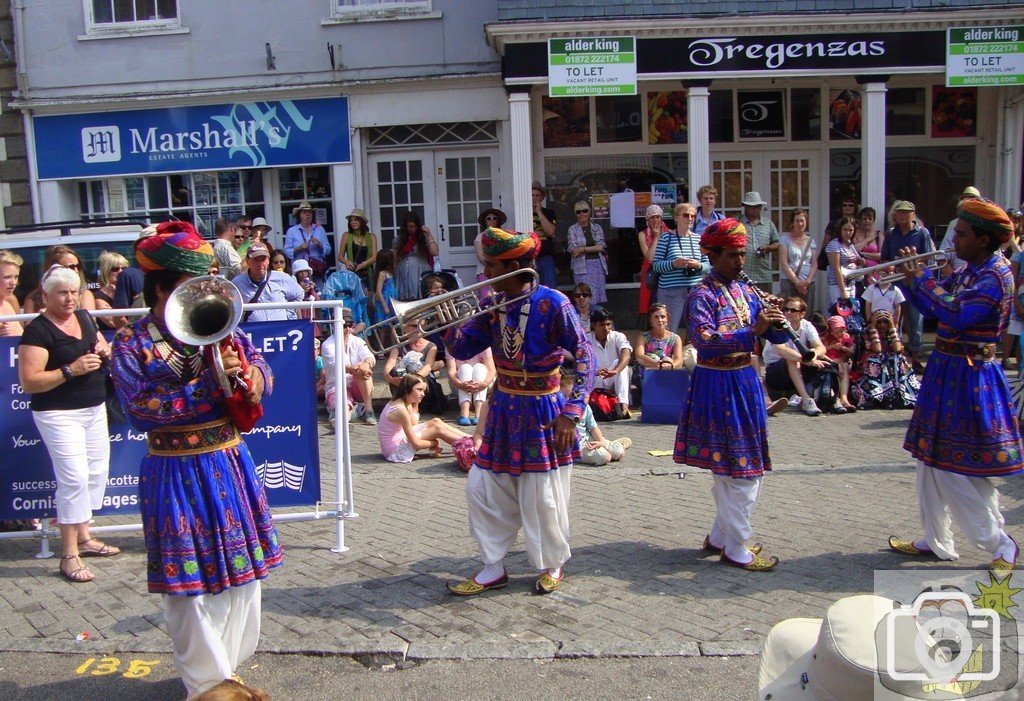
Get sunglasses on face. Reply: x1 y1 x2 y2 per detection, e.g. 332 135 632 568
678 213 696 218
343 322 354 328
783 307 805 313
272 259 285 266
574 293 591 298
65 263 81 271
576 209 590 215
110 266 124 272
238 224 252 230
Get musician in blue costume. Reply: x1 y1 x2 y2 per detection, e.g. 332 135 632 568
110 222 281 699
889 198 1023 572
443 227 594 595
674 218 789 572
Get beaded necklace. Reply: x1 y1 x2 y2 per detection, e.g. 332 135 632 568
711 277 751 326
500 299 531 363
149 323 204 382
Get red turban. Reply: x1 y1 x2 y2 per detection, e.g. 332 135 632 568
135 221 215 276
700 218 747 251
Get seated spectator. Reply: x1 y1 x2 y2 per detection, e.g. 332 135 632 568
587 308 632 418
861 276 904 330
423 274 448 372
633 303 683 377
321 308 377 428
93 250 130 329
321 267 369 332
446 348 495 426
270 249 291 275
570 282 603 324
762 296 831 416
384 321 446 414
377 374 469 464
563 374 632 466
858 310 919 409
313 337 325 401
821 316 858 413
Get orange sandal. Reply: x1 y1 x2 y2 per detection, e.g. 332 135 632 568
60 555 95 583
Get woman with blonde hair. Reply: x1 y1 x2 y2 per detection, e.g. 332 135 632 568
93 250 131 329
0 249 24 336
567 200 608 305
23 245 96 314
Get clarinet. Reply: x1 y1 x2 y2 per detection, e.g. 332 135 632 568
739 273 815 362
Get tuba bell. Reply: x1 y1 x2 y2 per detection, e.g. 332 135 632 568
164 275 245 393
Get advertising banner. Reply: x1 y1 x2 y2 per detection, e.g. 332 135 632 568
548 37 637 97
0 319 320 520
947 26 1024 87
33 97 351 180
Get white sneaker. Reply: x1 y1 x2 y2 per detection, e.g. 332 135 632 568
801 398 822 416
350 402 365 421
787 394 801 408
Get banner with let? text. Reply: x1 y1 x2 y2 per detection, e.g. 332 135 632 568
0 320 320 520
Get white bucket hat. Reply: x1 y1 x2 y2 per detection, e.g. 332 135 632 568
757 594 953 701
291 259 312 275
742 191 768 207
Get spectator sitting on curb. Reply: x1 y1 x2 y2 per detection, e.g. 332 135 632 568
762 296 830 416
586 308 632 419
561 373 632 466
321 307 377 429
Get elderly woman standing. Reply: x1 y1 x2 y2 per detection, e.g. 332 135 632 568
18 265 118 583
567 201 608 306
0 250 24 337
93 251 131 329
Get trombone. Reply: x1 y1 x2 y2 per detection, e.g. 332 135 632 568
363 269 538 355
842 250 950 285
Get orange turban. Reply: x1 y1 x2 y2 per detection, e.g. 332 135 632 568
480 227 539 260
700 218 747 251
958 198 1014 244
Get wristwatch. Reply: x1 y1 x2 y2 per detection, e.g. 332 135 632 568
60 365 74 381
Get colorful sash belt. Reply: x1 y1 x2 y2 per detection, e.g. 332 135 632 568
697 352 751 370
147 417 241 456
934 338 997 363
496 368 561 396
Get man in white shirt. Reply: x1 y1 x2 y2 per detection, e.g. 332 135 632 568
761 297 831 416
211 217 243 279
586 308 632 417
231 242 304 322
320 307 376 427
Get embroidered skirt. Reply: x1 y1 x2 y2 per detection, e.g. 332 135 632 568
904 350 1024 478
475 388 579 476
674 365 771 478
139 440 283 595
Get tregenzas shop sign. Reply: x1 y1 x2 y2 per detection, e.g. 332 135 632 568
653 32 946 76
32 96 350 180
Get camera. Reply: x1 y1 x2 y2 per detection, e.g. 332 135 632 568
883 591 1001 685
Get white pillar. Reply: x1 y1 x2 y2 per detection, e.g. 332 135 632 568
687 85 711 198
998 88 1024 208
860 81 887 218
508 90 533 232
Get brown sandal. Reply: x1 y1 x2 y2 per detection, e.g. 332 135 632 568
60 555 95 583
77 538 121 557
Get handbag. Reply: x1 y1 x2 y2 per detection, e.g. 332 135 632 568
589 388 619 421
644 267 660 290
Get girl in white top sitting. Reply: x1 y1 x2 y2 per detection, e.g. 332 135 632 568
377 374 468 463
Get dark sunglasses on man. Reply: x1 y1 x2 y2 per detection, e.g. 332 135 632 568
575 209 590 215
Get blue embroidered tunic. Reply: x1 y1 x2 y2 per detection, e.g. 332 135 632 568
674 273 788 478
444 285 595 476
111 316 283 595
903 255 1024 477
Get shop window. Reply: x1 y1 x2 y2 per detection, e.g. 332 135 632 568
791 88 821 142
544 153 688 284
278 166 334 241
542 96 591 149
931 86 977 138
77 171 267 237
737 90 786 140
708 90 734 144
84 0 180 35
828 89 861 140
886 88 926 136
647 91 688 145
595 95 642 144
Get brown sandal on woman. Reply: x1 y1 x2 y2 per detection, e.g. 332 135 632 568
77 538 121 557
60 555 95 583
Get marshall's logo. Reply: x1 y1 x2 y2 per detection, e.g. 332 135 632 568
81 126 121 163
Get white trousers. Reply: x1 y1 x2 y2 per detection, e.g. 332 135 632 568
32 405 110 524
465 466 571 570
916 461 1006 560
579 438 628 466
594 367 631 405
163 581 262 700
456 362 490 405
709 475 762 562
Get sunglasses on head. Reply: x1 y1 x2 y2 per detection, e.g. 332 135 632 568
575 209 590 215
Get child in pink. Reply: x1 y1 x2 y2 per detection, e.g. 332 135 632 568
822 315 857 413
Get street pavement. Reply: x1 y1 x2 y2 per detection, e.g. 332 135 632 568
2 389 1023 699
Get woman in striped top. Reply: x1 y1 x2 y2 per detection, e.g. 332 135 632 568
651 203 709 340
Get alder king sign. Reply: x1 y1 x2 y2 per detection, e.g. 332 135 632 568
947 26 1024 86
548 37 637 97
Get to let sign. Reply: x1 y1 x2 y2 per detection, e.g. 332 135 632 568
947 26 1024 86
548 37 637 97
